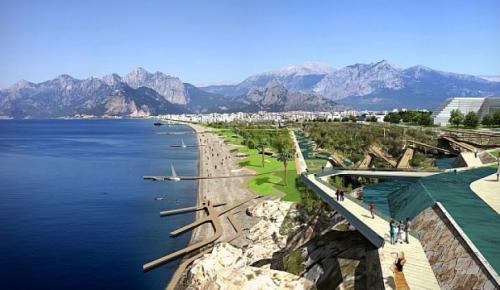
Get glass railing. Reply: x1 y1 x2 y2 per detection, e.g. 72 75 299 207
310 166 443 176
304 173 421 237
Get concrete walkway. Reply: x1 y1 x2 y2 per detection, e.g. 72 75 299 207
290 130 307 174
304 174 440 289
470 173 500 215
460 151 484 167
316 169 439 180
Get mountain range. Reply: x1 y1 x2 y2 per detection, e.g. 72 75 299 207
1 61 499 118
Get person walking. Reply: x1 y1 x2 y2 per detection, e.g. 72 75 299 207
389 220 397 245
397 220 405 244
404 217 411 243
340 190 345 201
335 188 340 201
369 203 375 219
321 165 325 173
497 165 500 181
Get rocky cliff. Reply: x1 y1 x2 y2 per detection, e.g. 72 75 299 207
184 198 383 290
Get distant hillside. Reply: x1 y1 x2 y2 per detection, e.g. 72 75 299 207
202 61 500 110
1 62 499 118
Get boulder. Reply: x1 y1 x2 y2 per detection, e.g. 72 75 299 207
187 243 313 290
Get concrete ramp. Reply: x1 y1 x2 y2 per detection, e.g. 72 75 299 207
442 136 476 152
369 145 397 167
456 152 483 167
358 153 373 169
407 139 452 154
397 147 414 169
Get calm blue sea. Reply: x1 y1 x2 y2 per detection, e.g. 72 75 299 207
0 119 198 290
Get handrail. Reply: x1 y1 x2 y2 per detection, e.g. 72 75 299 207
300 174 385 248
309 166 443 176
313 174 420 238
315 177 394 223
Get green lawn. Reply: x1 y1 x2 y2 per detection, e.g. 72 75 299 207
214 128 301 202
490 149 499 158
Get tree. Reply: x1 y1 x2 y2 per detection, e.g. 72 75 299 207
277 148 293 186
366 116 378 122
493 110 500 126
384 112 401 124
257 138 267 167
449 109 464 127
463 111 479 128
418 113 433 126
482 114 493 127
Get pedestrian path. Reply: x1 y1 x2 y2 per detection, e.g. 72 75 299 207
460 151 483 167
304 174 440 289
290 130 307 174
470 173 500 214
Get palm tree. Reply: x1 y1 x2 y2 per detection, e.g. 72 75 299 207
257 138 267 167
277 148 293 186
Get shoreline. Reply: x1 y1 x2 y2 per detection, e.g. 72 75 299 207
187 122 207 245
168 122 258 288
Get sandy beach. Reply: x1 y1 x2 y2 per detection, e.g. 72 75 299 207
187 123 256 243
167 122 270 289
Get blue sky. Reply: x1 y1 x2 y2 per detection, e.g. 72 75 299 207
1 0 499 88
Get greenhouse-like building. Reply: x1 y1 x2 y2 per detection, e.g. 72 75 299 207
432 96 500 126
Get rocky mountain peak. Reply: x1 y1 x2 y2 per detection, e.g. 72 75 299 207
123 67 152 85
55 74 76 82
122 68 188 104
268 62 335 77
102 73 123 87
9 79 35 91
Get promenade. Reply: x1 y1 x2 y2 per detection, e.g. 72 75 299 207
304 174 440 289
470 173 500 214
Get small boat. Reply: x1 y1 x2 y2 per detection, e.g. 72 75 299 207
168 163 181 181
154 122 163 126
181 139 187 148
155 196 165 201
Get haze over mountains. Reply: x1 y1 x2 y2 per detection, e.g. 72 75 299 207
1 61 499 118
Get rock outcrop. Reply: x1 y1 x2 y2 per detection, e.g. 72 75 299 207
186 200 313 290
187 243 313 290
185 198 384 290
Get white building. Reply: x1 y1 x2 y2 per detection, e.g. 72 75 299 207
431 97 500 126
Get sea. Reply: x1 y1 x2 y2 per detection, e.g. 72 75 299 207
0 119 199 290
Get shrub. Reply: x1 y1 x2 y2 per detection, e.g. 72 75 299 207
482 114 493 126
418 113 433 126
493 110 500 126
384 112 401 124
449 109 464 127
463 111 479 128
